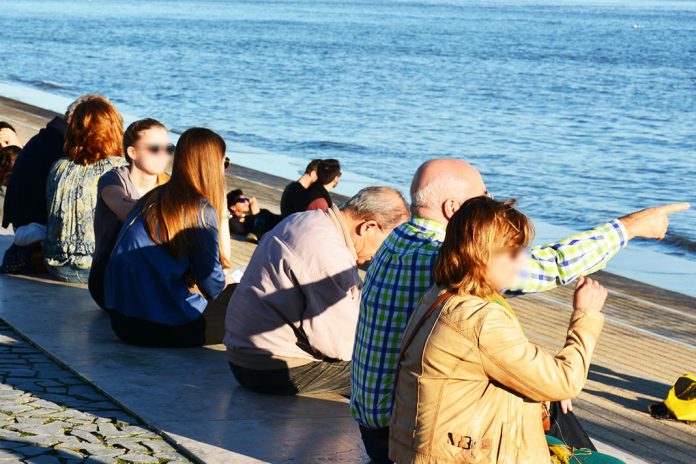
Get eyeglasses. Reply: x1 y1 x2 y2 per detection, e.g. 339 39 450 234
146 143 175 155
224 158 230 170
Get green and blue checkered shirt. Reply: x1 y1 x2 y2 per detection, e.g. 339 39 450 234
350 215 627 429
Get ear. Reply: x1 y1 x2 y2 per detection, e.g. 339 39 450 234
126 145 137 161
442 199 458 221
357 220 380 237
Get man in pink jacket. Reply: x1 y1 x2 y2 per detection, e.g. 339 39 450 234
224 186 409 396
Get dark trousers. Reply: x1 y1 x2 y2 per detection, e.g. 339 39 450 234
230 360 351 397
359 426 392 464
110 286 234 348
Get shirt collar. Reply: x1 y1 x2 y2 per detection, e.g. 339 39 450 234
409 215 447 240
327 205 358 261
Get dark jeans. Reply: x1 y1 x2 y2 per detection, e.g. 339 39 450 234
359 426 392 464
230 360 351 397
110 286 234 348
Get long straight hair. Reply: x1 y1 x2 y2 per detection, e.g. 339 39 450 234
140 127 230 268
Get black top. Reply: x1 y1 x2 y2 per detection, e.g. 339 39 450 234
280 181 310 217
305 183 333 210
2 116 68 229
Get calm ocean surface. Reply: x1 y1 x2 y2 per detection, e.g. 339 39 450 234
2 0 695 259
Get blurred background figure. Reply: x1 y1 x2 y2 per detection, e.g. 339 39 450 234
280 158 321 217
227 188 282 243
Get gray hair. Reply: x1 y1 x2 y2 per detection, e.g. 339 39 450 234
410 172 468 214
65 94 102 121
341 186 409 231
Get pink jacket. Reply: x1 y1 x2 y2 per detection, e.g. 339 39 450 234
224 206 362 369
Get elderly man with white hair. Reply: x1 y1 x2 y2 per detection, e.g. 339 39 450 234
350 158 690 463
225 186 410 396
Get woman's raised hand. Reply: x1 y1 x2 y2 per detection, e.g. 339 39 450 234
572 277 607 314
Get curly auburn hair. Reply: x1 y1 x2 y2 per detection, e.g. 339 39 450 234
433 196 534 298
64 95 124 165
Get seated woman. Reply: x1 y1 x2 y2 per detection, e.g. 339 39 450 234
44 96 127 283
226 188 282 242
89 118 172 309
389 196 616 464
104 127 234 348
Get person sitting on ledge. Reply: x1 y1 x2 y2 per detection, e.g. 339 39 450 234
280 158 321 217
105 128 235 348
0 145 21 198
389 196 617 464
303 158 341 212
224 186 409 396
2 96 91 235
89 118 172 310
44 95 128 284
350 158 690 464
0 122 21 149
227 188 282 243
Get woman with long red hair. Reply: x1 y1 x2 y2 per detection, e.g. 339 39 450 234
104 127 233 347
44 95 127 283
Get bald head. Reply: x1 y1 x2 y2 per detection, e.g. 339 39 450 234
410 158 487 224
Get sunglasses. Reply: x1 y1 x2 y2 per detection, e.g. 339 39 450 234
145 143 175 155
234 197 250 205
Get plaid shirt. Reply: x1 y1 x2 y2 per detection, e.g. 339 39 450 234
350 215 627 429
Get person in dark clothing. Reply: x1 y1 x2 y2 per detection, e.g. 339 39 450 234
0 122 21 149
280 159 321 217
227 189 282 242
305 159 341 212
2 95 94 230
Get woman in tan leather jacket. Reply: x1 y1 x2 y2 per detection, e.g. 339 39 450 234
389 197 608 464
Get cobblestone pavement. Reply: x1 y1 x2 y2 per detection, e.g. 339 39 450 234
0 321 191 464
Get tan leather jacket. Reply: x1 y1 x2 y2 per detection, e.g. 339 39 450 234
389 287 604 464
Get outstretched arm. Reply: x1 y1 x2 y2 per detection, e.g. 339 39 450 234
506 202 690 295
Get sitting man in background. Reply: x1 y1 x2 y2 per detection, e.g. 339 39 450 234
351 158 690 463
227 188 282 242
225 186 409 397
304 158 341 212
0 122 21 148
0 145 22 234
280 158 321 217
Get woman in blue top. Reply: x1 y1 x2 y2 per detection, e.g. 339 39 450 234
105 127 234 347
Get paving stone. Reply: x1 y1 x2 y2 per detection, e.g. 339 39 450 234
25 455 62 464
16 434 62 447
106 438 149 452
70 429 101 444
67 385 104 402
9 445 48 458
0 404 34 414
0 427 23 440
119 453 160 463
0 448 24 460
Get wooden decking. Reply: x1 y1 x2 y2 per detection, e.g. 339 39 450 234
2 95 695 463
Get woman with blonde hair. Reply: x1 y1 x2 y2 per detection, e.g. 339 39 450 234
104 127 234 347
389 196 615 463
44 95 127 283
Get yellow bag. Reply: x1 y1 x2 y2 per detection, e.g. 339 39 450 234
649 374 696 422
